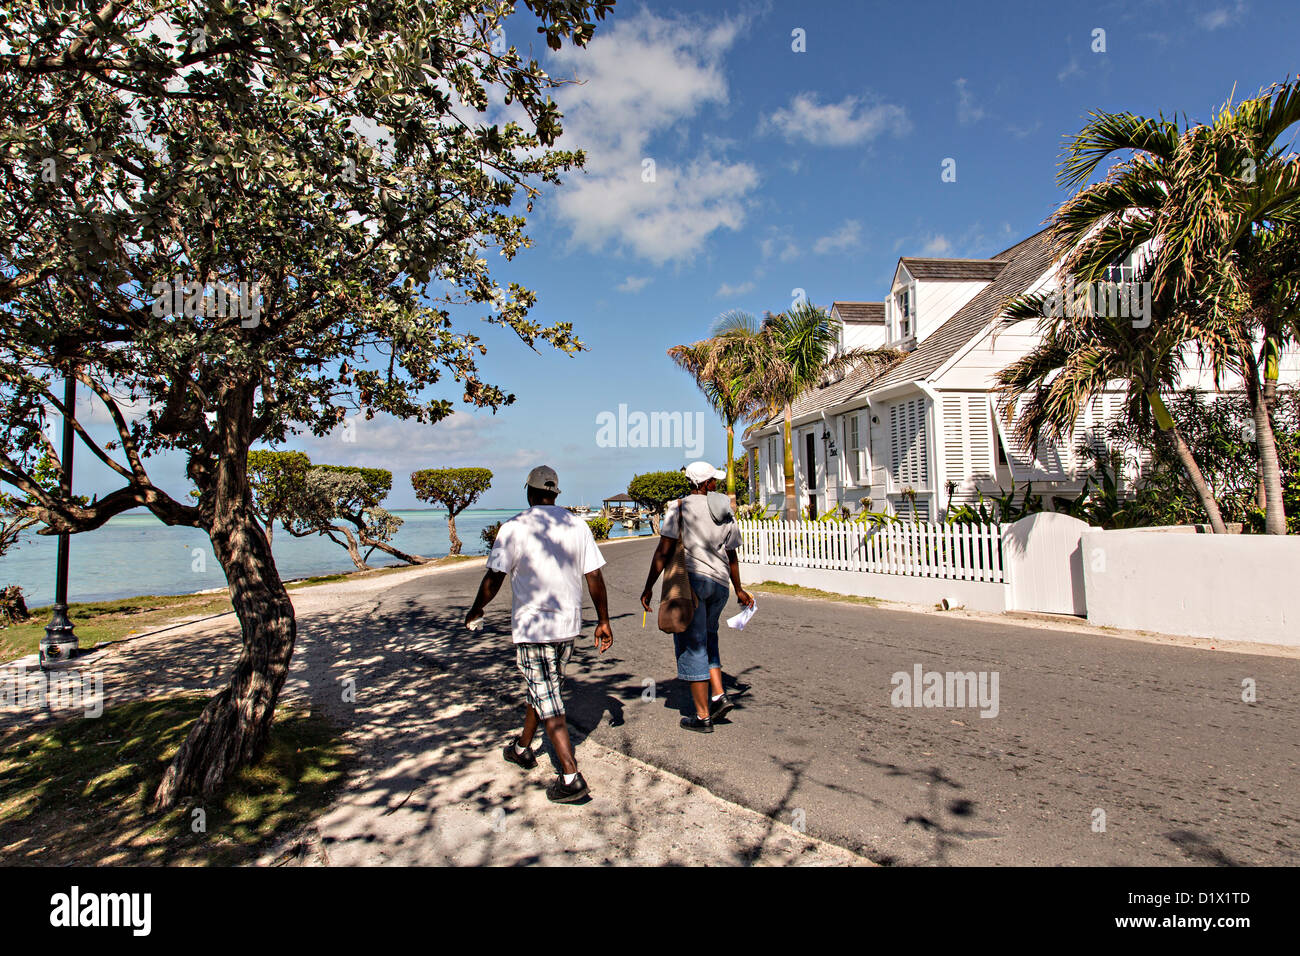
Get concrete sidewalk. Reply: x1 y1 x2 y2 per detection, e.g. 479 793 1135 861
262 554 868 866
261 736 866 867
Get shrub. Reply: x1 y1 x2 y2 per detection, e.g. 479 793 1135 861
586 515 612 540
481 521 503 549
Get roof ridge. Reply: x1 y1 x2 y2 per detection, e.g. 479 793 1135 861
989 224 1054 261
900 255 1004 264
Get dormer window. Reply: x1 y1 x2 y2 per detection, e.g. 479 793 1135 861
894 286 915 339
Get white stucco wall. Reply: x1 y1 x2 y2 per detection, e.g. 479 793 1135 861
1080 529 1300 646
741 561 1010 613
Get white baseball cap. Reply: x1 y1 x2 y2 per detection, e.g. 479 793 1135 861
684 461 726 485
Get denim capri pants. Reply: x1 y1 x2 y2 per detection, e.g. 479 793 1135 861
673 573 729 681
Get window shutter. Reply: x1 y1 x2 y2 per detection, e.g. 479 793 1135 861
889 398 929 487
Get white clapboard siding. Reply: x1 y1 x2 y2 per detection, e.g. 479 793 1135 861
738 520 1005 583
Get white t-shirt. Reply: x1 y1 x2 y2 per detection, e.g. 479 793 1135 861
486 505 607 644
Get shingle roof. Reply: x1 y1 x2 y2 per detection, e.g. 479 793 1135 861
871 227 1058 389
746 226 1059 436
898 257 1007 281
831 301 885 324
747 353 905 434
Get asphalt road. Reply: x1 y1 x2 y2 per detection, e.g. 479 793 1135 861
387 536 1300 866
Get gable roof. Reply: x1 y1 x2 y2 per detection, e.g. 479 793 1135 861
831 301 886 324
897 257 1007 282
745 226 1059 437
870 227 1058 390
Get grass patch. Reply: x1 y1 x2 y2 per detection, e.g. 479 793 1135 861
749 581 881 606
0 695 352 865
1 554 485 661
0 593 234 663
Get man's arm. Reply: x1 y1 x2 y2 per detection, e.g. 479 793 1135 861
465 569 506 627
585 568 613 652
639 534 676 611
726 549 754 608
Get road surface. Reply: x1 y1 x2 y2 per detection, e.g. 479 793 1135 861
382 536 1299 866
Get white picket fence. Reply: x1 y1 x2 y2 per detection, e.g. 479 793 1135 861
737 519 1006 584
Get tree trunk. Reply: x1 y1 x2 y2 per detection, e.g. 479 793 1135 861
447 509 462 555
335 525 369 570
1149 391 1227 534
153 486 297 810
782 404 797 522
1256 346 1286 533
359 533 427 565
1252 394 1287 534
726 421 737 511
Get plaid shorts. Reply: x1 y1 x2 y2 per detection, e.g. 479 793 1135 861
515 640 573 720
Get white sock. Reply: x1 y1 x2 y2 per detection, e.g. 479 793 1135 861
514 742 528 755
563 771 578 785
711 693 724 701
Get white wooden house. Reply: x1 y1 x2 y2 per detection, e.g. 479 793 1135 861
743 227 1299 521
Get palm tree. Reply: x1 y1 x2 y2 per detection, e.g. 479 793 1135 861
1054 80 1300 532
667 310 766 509
997 291 1229 533
738 302 901 521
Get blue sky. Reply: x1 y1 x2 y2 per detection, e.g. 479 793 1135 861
70 0 1300 510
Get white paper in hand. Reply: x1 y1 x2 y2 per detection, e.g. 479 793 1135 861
726 599 757 630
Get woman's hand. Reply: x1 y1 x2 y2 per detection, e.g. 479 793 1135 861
735 588 754 608
640 587 654 612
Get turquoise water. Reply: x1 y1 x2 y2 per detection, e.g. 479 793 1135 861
0 509 650 607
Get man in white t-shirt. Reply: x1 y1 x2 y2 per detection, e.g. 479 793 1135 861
465 465 612 804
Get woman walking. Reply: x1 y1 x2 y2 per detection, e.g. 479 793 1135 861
641 461 754 733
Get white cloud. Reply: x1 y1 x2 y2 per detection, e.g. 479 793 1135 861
812 219 863 255
1057 56 1082 83
763 92 910 146
921 234 952 255
759 227 801 262
954 78 986 126
715 280 756 297
617 275 652 293
1198 1 1246 30
295 411 500 476
547 10 759 265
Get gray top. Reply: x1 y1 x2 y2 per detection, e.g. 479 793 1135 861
706 491 734 524
662 494 741 587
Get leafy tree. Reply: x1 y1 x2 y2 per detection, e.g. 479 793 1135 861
627 470 689 533
1052 81 1300 532
732 452 750 506
736 303 901 521
667 310 768 510
997 290 1230 532
481 520 503 550
285 464 424 569
247 450 311 546
411 467 492 554
0 490 38 560
1107 387 1300 532
0 0 610 808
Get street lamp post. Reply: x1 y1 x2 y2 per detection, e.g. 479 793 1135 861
40 368 78 669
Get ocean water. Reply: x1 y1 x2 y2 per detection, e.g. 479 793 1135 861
0 509 651 607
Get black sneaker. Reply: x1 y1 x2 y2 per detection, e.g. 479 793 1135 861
546 772 590 803
681 715 714 733
708 693 735 721
503 741 538 770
